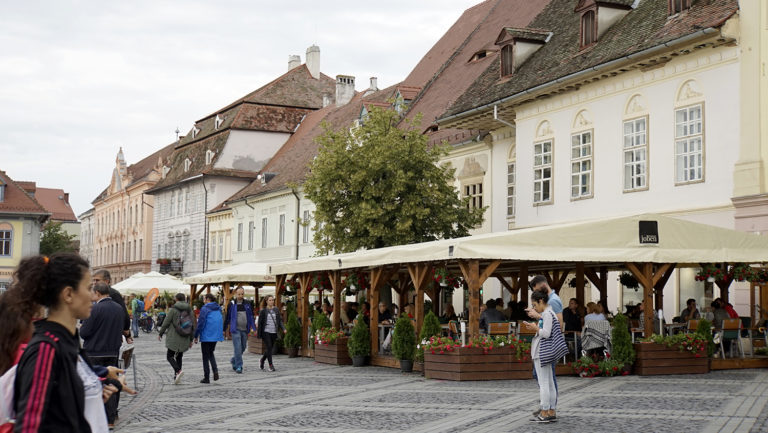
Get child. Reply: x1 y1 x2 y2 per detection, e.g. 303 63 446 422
522 290 560 423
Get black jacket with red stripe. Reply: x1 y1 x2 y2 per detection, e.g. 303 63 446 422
13 320 91 433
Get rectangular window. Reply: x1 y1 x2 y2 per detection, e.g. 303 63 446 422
570 131 593 198
200 238 204 262
218 234 223 261
507 162 515 217
279 214 286 246
169 192 175 217
0 185 5 202
675 104 704 183
139 239 142 260
183 239 188 261
177 192 183 215
0 231 11 256
192 239 197 261
623 117 648 191
237 223 243 251
501 44 514 77
185 190 190 214
533 140 553 203
302 210 310 244
463 183 483 210
248 221 255 250
261 218 268 248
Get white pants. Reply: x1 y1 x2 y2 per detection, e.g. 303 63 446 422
534 358 557 411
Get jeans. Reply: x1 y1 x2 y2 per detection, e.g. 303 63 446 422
532 362 558 407
131 314 139 337
534 358 557 411
260 332 277 367
201 342 218 379
166 349 184 375
231 329 248 369
89 356 119 424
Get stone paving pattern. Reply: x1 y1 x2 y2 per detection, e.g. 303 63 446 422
115 336 768 433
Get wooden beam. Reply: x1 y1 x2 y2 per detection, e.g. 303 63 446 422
549 269 571 294
369 266 397 356
407 263 432 334
516 263 529 301
575 263 585 306
496 275 515 296
459 260 481 337
189 284 197 304
653 264 676 312
327 270 342 330
298 273 313 357
275 275 286 311
626 262 655 337
222 282 232 314
585 266 608 307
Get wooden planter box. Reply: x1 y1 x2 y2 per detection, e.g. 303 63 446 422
314 337 352 365
424 346 532 381
633 343 709 376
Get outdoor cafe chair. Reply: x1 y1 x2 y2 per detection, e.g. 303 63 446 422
448 320 461 341
517 322 536 343
719 318 745 359
629 319 643 342
488 321 510 336
686 319 700 333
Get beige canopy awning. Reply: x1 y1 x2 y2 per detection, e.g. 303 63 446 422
184 262 275 285
269 214 768 275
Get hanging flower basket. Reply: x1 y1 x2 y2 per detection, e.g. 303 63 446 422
619 272 639 290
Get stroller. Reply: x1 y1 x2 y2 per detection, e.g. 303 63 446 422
138 311 154 333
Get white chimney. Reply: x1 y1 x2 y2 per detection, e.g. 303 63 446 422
364 77 379 96
322 94 331 108
306 45 320 79
288 55 301 71
335 75 355 106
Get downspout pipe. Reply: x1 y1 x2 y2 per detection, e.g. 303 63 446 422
290 189 301 260
493 105 516 129
201 178 209 273
438 28 719 126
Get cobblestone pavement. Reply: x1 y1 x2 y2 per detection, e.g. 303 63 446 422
115 336 768 433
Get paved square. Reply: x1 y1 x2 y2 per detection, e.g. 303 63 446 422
115 336 768 433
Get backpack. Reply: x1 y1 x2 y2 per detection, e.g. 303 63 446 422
136 300 145 312
174 307 194 337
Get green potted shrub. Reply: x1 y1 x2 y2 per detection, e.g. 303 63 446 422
391 314 417 372
695 318 716 358
347 316 370 366
416 311 442 364
283 311 301 358
610 313 635 374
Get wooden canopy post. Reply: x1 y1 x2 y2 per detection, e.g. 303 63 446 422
544 270 571 294
222 282 232 314
205 285 211 295
397 274 410 315
653 264 676 312
459 260 501 337
516 264 529 302
370 266 397 357
496 275 517 300
407 263 433 335
298 273 313 357
575 263 585 307
275 275 286 310
584 266 609 308
190 284 197 304
328 270 342 330
626 262 674 337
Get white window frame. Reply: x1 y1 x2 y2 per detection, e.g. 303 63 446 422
570 130 593 199
623 116 648 192
248 221 255 250
463 183 483 210
507 162 515 218
237 223 243 251
217 233 223 261
261 217 268 248
533 140 553 204
279 214 286 246
0 229 12 256
302 210 310 244
674 103 704 184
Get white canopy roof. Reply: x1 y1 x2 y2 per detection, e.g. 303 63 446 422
183 262 275 285
269 214 768 275
112 271 189 295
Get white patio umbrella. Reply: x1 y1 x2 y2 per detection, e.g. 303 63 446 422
112 271 189 295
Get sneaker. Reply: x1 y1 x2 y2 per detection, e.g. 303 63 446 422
230 357 236 371
213 371 219 381
260 359 265 370
174 370 184 385
236 367 242 374
532 409 541 417
532 415 551 423
200 378 210 384
268 365 276 372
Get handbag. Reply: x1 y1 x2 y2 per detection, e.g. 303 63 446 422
539 310 569 364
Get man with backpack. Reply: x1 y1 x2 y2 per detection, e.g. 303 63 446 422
158 293 195 384
130 294 144 338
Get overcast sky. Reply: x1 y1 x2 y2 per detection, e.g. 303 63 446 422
0 0 479 216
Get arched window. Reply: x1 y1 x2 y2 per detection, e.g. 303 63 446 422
581 10 596 48
674 80 705 184
501 44 514 77
533 120 554 205
571 109 594 199
623 94 649 192
507 144 516 218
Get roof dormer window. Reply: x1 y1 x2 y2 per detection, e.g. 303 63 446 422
191 124 200 139
214 115 223 130
161 166 170 179
205 150 215 165
580 10 596 48
469 50 493 63
184 158 191 172
501 44 514 77
669 0 692 15
0 184 5 203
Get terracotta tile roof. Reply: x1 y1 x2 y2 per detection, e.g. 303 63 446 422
496 27 552 44
34 188 77 222
0 170 49 217
396 86 422 101
147 131 232 193
401 0 550 128
402 0 498 89
15 181 36 194
224 92 380 204
442 0 739 119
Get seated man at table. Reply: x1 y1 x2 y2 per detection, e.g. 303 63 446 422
563 298 583 333
378 302 393 325
679 298 700 322
479 299 507 334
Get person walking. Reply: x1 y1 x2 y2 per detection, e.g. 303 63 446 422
522 290 566 423
92 270 132 343
158 293 195 385
80 282 125 429
128 294 141 338
6 253 103 432
194 294 224 383
223 287 255 374
257 295 285 372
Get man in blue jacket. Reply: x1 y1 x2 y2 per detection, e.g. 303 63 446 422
223 286 256 373
81 282 126 428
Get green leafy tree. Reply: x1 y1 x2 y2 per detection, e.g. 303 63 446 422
303 106 485 254
347 317 370 358
283 311 301 349
39 222 77 256
391 314 417 361
610 313 635 366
